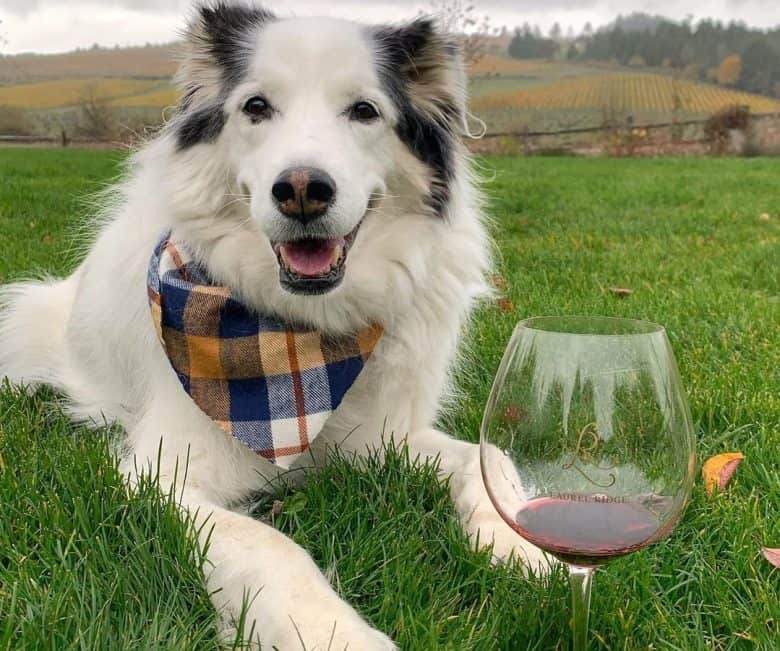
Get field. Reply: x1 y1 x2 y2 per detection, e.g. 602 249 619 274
3 44 780 137
0 45 177 84
1 149 779 650
0 77 172 109
474 73 780 115
472 71 780 133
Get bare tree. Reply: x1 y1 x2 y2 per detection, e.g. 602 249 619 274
426 1 493 66
77 84 116 140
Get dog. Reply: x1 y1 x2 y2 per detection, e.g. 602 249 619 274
0 2 548 648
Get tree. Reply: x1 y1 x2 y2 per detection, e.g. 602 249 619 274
740 40 780 95
427 0 494 65
583 22 594 37
549 22 562 41
717 54 742 86
508 29 558 60
77 85 116 139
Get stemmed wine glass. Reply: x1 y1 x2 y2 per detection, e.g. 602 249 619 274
480 316 696 650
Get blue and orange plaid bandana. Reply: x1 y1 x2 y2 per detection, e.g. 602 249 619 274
147 232 382 468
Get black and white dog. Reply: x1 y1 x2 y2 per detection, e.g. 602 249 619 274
0 2 547 647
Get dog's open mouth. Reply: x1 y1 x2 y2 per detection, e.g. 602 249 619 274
272 223 361 295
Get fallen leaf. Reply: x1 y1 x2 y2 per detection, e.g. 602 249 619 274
502 405 526 424
702 452 744 494
759 213 771 222
491 274 508 291
496 298 514 313
761 547 780 568
41 234 53 244
609 287 633 299
270 500 284 517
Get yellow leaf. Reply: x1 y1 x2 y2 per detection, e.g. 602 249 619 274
702 452 744 494
491 274 508 291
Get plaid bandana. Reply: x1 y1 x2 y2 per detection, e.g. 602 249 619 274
147 232 382 468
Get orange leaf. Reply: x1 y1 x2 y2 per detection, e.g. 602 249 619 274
502 404 527 424
496 298 514 313
761 547 780 568
702 452 744 494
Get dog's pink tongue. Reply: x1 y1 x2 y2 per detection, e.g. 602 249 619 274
280 239 342 277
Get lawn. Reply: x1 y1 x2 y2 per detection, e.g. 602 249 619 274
0 149 778 650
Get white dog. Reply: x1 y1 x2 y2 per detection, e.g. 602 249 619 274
0 2 547 648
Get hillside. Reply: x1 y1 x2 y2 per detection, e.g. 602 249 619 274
473 73 780 114
0 45 178 84
1 43 779 139
0 78 173 109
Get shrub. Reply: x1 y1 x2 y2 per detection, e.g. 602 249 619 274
0 105 32 136
704 105 752 155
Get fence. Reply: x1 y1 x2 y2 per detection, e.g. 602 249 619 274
470 112 780 157
3 113 780 156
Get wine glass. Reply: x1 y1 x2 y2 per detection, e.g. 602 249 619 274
480 316 696 650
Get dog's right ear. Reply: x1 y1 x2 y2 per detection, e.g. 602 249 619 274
176 1 275 108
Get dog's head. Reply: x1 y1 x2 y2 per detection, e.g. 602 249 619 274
167 1 468 320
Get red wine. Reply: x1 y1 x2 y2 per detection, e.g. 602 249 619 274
513 495 665 567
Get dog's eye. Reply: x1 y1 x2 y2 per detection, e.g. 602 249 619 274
349 101 380 123
243 96 272 120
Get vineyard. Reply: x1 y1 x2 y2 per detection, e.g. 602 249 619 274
1 48 779 145
0 45 177 84
109 85 178 108
0 78 170 109
473 73 780 115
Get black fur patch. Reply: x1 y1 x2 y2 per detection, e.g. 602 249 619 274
176 104 227 150
372 20 460 217
199 2 275 90
176 2 275 150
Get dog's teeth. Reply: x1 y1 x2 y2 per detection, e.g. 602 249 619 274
330 244 343 268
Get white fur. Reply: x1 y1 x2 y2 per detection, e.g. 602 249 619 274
0 13 548 650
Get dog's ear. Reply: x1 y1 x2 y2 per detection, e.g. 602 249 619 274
374 18 466 129
373 18 466 217
176 1 275 107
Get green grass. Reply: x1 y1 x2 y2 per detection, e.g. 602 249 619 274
1 149 779 650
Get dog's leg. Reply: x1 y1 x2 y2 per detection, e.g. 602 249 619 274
175 488 396 650
123 401 396 651
403 428 552 573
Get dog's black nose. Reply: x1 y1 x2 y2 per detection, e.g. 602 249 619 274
271 167 336 224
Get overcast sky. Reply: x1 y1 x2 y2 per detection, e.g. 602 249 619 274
1 0 779 55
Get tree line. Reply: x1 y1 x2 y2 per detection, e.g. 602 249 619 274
507 14 780 98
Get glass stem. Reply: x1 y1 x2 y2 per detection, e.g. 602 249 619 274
568 564 595 651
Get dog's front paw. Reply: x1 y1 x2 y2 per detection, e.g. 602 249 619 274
257 596 396 651
464 507 553 575
452 450 555 576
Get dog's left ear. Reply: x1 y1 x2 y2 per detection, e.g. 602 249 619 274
177 1 276 107
373 18 466 129
373 18 466 216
